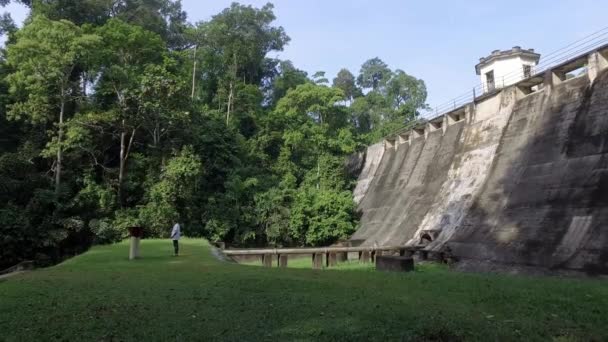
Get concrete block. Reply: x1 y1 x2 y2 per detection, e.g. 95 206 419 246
384 138 396 150
376 256 414 272
412 127 425 139
399 249 414 257
588 50 608 84
398 133 410 146
544 70 565 91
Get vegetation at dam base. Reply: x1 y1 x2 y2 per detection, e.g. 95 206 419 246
0 1 429 269
1 239 607 341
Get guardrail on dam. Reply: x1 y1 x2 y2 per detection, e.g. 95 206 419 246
351 44 608 274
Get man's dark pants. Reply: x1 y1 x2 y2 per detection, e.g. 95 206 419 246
173 240 179 255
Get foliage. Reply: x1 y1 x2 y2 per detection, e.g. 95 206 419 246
290 187 357 246
333 68 361 102
0 1 429 267
357 57 391 91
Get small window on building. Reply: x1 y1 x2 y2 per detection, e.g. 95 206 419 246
523 65 532 78
485 70 495 91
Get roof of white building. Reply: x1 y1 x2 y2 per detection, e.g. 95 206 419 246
475 46 541 75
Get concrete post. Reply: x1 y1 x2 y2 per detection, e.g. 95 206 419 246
129 236 140 260
262 254 272 267
588 50 608 84
328 253 337 267
360 250 371 263
398 133 410 146
312 253 323 269
278 254 288 268
544 69 565 95
384 139 395 151
442 115 448 134
375 250 383 262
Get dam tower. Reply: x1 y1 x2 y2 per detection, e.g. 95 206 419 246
476 46 540 93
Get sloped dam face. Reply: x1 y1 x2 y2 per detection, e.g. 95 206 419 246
352 66 608 274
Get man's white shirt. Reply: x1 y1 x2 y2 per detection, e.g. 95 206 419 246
171 223 181 240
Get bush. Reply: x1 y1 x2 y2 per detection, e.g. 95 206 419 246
290 187 357 246
89 218 126 244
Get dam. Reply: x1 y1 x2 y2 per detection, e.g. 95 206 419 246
351 45 608 274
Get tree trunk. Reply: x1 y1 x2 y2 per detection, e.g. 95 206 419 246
226 52 238 125
226 81 233 124
55 97 65 194
118 126 137 207
118 119 126 206
191 45 197 100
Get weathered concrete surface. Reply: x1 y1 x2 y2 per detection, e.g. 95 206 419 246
352 143 385 204
448 72 608 274
352 67 608 274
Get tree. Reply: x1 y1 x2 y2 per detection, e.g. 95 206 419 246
0 1 433 264
139 145 202 236
357 57 391 91
333 68 361 103
94 18 166 205
193 2 289 122
312 71 329 85
274 83 346 128
263 60 308 107
386 69 428 114
11 0 190 49
6 16 101 193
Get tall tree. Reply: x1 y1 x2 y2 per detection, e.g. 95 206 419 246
332 68 361 102
263 60 308 107
8 0 189 48
357 57 391 91
6 16 101 193
386 69 428 115
312 71 329 85
94 18 165 204
193 2 289 122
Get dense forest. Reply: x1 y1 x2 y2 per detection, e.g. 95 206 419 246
0 0 428 268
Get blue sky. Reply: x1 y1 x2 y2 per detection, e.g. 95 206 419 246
3 1 608 107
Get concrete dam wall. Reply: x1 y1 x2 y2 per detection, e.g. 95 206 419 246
351 48 608 274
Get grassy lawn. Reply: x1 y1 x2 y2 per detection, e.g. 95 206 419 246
1 239 607 341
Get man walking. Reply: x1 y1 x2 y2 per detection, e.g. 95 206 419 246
171 222 181 256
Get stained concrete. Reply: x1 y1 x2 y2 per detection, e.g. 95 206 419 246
351 65 608 274
352 143 385 204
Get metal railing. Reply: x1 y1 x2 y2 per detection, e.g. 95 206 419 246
380 25 608 141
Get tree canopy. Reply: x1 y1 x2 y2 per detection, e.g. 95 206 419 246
0 1 429 268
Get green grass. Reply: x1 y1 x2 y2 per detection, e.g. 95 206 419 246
1 239 607 341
